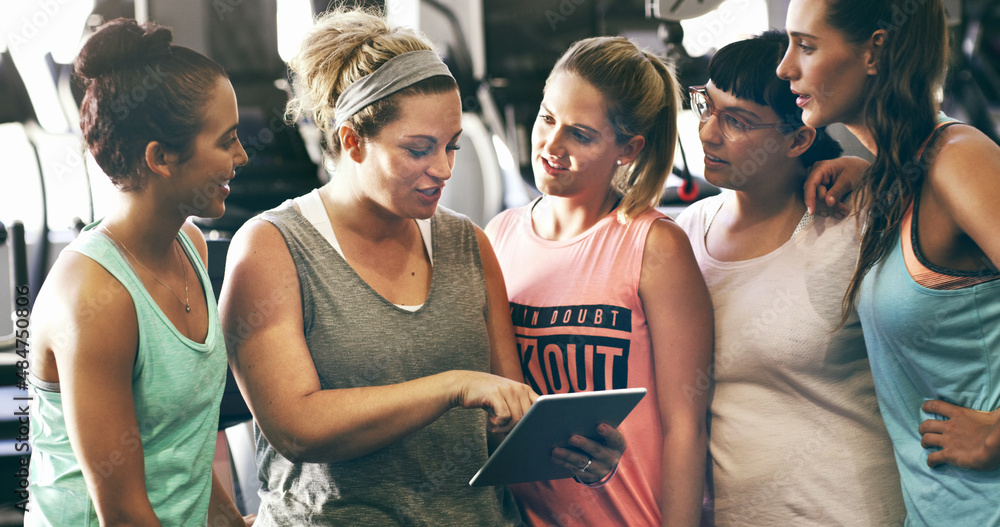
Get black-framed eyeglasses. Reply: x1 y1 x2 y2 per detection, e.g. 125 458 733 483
688 85 787 142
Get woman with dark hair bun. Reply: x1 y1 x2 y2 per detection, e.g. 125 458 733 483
27 18 251 526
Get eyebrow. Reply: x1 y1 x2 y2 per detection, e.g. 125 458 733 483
722 105 763 121
405 131 464 143
789 31 819 40
540 103 600 136
705 87 765 122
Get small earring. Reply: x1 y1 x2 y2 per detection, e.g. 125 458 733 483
616 160 622 166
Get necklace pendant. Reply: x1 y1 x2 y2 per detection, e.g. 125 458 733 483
185 304 191 313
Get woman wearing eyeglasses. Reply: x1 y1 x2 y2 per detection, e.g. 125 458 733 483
675 31 904 525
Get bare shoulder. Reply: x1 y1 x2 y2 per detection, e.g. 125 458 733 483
930 124 1000 176
644 217 695 259
35 250 136 329
926 124 1000 209
228 218 291 266
220 218 302 335
32 250 137 378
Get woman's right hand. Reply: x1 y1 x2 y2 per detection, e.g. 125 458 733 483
450 371 538 433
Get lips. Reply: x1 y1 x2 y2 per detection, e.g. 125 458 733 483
791 89 812 108
219 174 234 196
416 186 443 204
540 156 568 176
703 151 729 169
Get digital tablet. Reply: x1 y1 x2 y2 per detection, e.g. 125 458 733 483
468 388 646 487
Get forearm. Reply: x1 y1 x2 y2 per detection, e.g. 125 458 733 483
258 370 462 463
208 469 245 526
94 497 161 527
660 423 707 527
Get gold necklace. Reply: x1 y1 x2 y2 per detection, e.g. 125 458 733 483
102 225 191 313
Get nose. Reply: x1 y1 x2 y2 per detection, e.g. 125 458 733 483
426 147 453 181
698 113 723 145
235 139 249 167
539 127 568 161
777 48 797 81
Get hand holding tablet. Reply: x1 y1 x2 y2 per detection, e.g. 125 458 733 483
469 388 646 486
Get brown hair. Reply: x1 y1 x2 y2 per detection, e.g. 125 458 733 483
825 0 950 316
285 7 458 161
550 36 681 223
76 18 227 191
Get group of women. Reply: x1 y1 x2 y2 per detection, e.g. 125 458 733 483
23 0 1000 525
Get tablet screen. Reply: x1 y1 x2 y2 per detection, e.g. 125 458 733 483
469 388 646 486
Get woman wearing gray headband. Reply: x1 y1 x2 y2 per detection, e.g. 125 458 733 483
220 8 540 525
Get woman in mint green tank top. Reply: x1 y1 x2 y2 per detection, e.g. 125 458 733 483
26 18 252 526
779 1 1000 524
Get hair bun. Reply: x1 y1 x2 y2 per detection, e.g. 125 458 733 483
75 18 173 79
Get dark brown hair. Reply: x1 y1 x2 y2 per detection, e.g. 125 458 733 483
76 18 226 190
708 30 843 168
824 0 950 316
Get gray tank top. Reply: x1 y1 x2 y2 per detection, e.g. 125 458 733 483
253 202 522 526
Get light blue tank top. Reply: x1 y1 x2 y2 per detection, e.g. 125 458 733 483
858 122 1000 526
26 224 227 526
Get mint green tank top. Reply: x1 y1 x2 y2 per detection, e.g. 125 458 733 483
26 223 227 526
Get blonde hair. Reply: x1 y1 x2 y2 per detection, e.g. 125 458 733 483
285 7 457 160
551 36 681 223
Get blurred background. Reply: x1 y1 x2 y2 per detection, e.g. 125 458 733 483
0 0 996 523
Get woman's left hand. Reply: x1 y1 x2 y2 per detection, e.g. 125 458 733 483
803 155 869 217
919 399 1000 470
551 423 626 484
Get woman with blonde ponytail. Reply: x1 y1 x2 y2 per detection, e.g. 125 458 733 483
487 36 713 526
780 0 1000 524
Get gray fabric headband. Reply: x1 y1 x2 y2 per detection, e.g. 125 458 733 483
334 49 454 129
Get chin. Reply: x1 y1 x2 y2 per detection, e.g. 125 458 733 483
414 209 437 220
800 107 831 130
534 176 573 197
702 168 739 191
197 203 227 221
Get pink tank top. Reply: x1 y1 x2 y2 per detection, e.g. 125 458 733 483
489 201 666 526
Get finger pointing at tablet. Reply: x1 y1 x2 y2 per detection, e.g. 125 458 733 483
450 371 539 434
